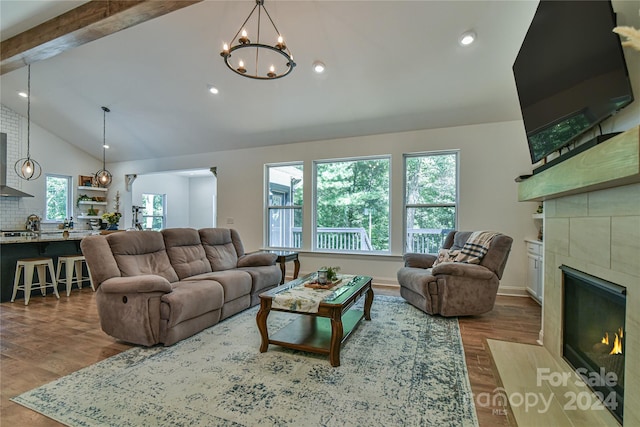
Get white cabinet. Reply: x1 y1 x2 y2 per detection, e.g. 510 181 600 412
76 186 108 220
525 239 543 304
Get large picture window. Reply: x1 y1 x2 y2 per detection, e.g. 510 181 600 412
404 151 458 254
314 156 390 253
266 163 303 248
45 174 71 222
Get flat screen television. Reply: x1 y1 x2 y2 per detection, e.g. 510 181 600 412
513 0 634 166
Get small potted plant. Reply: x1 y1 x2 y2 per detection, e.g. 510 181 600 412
102 211 122 230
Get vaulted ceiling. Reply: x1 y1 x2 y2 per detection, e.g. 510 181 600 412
1 0 545 163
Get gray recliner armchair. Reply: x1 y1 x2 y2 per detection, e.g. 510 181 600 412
397 230 513 317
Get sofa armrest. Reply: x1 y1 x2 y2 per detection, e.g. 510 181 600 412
99 275 173 294
431 262 495 280
403 253 437 269
238 252 277 267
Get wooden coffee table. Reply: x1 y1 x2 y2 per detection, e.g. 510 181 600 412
256 274 373 367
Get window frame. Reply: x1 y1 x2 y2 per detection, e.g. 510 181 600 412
44 173 72 223
141 193 167 230
313 155 391 254
264 162 304 249
403 150 459 254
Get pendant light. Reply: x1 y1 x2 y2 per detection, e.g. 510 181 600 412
14 64 42 180
94 106 112 187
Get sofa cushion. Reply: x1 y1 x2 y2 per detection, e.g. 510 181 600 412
199 228 239 271
160 280 224 328
188 270 252 302
239 265 282 294
162 228 212 279
107 231 179 283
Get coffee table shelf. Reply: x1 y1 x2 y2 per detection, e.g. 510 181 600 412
257 274 373 367
269 309 365 355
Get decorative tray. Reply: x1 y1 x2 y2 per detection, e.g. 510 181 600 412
304 278 342 289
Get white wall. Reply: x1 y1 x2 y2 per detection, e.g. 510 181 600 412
0 104 102 231
132 173 190 228
108 120 539 292
131 173 216 229
189 176 216 229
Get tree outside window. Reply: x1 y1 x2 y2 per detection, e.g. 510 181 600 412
314 157 390 253
45 174 71 222
141 193 166 230
266 163 303 248
404 151 458 254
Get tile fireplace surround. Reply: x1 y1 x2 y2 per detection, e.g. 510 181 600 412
519 126 639 425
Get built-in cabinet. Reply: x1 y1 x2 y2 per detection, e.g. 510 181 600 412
525 239 543 304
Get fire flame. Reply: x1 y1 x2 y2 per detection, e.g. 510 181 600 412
610 328 623 355
599 327 623 355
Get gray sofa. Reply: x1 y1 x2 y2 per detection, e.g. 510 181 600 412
80 227 281 346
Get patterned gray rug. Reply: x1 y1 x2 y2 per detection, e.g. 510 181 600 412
12 295 478 426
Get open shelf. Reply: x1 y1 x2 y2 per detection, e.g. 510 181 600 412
77 201 107 205
77 186 108 192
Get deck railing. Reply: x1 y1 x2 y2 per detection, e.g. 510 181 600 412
276 227 450 253
290 227 372 251
405 228 453 254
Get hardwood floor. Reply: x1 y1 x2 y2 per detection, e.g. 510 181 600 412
1 286 541 426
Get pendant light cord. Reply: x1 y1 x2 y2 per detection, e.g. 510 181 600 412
26 64 31 158
103 107 106 169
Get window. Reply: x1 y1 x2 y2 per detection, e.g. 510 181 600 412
404 151 458 254
45 174 72 222
266 163 303 248
141 193 166 230
314 156 390 253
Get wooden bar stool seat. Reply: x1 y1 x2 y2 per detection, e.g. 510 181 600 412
11 257 59 305
56 255 95 296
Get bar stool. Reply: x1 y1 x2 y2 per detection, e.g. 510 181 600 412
56 255 95 296
12 257 59 305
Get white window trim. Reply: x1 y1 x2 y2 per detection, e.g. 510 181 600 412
43 173 72 223
402 150 459 254
312 155 392 254
264 162 304 249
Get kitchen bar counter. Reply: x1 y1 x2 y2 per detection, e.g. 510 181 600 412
0 231 97 244
0 231 99 302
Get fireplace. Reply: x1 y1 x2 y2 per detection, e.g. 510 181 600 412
562 265 626 423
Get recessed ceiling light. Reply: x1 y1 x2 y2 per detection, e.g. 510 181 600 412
312 61 326 74
18 91 28 98
103 144 110 149
208 86 219 95
459 30 476 46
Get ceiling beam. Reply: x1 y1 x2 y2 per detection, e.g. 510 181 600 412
1 0 202 75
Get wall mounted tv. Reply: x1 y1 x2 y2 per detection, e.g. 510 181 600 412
513 0 634 167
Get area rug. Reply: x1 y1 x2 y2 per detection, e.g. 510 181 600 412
12 295 478 427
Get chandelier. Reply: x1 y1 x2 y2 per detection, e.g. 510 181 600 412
14 64 42 180
220 0 295 80
94 106 112 187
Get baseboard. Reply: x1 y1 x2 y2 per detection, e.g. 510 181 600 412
497 286 529 297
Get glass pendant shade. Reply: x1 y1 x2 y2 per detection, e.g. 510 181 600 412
15 64 42 181
96 169 112 186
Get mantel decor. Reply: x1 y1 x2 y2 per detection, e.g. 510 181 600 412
220 0 295 80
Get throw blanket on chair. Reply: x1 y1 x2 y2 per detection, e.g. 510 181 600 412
455 231 500 264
